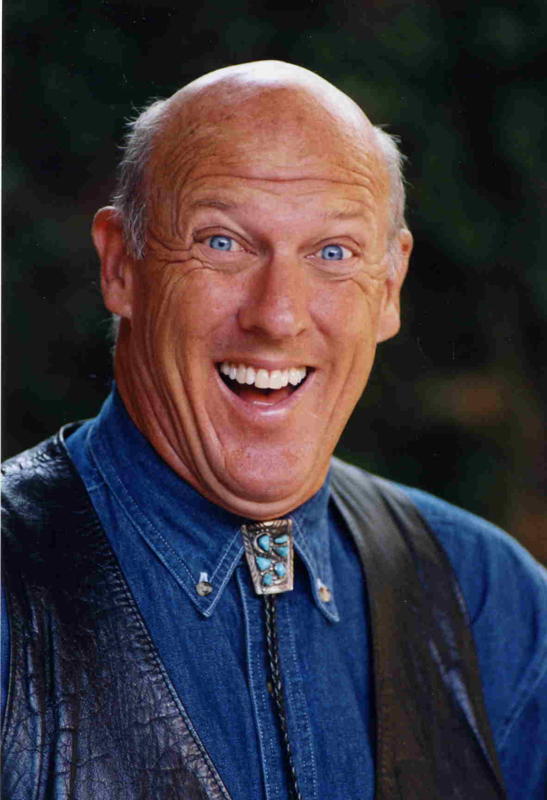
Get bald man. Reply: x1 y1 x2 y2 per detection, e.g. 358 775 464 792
2 62 546 800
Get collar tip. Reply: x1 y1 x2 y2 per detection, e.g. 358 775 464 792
313 599 339 623
321 602 340 623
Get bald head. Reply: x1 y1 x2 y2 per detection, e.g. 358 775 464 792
165 60 373 142
113 60 406 262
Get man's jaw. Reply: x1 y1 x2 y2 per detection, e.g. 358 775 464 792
217 360 311 406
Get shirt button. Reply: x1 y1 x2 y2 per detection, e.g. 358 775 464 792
319 584 332 603
196 580 213 597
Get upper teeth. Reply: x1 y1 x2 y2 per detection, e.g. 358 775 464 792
219 362 307 390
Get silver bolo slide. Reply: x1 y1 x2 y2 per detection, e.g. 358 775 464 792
241 518 294 595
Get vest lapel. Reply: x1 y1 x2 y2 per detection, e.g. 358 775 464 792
2 430 232 800
331 457 507 799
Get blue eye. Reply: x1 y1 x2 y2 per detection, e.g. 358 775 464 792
208 235 234 251
321 244 345 260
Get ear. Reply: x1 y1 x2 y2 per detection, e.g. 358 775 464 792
92 206 135 319
376 228 413 343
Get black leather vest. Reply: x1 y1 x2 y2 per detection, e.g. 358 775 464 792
2 431 507 799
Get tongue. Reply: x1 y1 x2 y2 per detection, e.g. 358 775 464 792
238 386 292 405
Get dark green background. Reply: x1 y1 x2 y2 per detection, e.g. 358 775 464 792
3 0 546 561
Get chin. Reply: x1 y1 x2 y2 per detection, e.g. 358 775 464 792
215 450 325 518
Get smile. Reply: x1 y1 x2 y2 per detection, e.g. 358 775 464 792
217 361 310 404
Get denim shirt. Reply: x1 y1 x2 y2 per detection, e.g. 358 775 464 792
3 389 546 798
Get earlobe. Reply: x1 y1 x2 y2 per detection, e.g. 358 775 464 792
376 228 413 343
92 206 134 320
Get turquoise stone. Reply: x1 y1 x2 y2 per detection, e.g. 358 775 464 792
274 562 287 578
257 534 271 552
274 546 289 558
273 534 289 544
262 572 274 587
256 556 272 571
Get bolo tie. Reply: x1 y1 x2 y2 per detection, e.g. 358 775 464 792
241 519 303 800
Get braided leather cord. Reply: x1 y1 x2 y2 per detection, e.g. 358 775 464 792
263 595 303 800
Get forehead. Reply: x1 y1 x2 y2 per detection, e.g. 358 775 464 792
147 88 390 230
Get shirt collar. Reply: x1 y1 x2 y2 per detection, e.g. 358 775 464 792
86 389 339 622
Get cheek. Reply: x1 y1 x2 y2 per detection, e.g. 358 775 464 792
312 279 379 344
135 268 244 358
132 274 183 351
175 270 246 335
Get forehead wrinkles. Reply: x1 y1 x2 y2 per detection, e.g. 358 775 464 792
147 180 387 259
151 172 389 250
146 86 389 240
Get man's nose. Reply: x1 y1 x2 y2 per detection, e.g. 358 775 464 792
238 251 311 340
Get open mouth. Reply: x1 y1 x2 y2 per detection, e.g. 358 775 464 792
217 361 310 404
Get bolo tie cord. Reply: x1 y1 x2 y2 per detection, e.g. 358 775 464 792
264 594 303 800
241 519 303 800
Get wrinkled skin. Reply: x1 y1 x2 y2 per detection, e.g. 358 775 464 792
93 61 412 520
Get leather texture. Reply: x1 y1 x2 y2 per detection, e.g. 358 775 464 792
2 431 231 800
331 457 507 799
2 432 507 799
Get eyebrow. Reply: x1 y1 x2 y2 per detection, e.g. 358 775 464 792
189 199 364 221
322 208 364 221
189 199 234 211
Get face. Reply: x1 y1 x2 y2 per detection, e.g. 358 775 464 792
95 97 411 519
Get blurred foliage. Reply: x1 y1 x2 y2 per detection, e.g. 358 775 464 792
3 0 546 561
